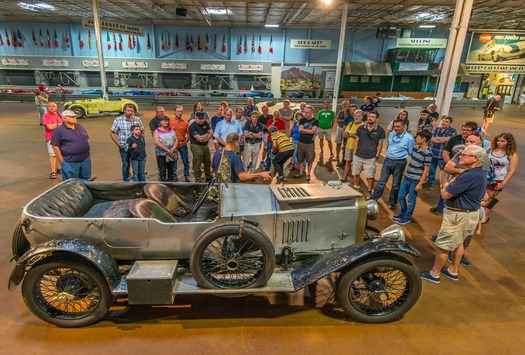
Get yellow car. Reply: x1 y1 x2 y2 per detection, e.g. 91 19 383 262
63 98 139 118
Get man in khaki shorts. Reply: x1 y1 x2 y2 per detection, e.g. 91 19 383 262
352 111 385 197
316 100 335 159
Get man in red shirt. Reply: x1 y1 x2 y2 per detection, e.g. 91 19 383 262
267 111 286 132
42 102 63 179
170 105 191 182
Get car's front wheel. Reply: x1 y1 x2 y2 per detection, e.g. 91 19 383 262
338 255 421 323
22 258 113 327
70 105 86 118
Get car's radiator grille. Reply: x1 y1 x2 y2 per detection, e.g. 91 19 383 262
276 187 311 199
282 219 310 244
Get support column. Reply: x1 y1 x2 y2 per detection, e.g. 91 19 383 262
435 0 474 117
332 2 348 110
92 0 109 100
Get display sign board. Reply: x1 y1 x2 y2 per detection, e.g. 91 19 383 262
396 38 447 49
1 58 29 66
82 60 108 68
398 63 429 71
161 62 188 70
466 32 525 65
238 64 264 71
290 40 331 49
122 61 148 69
466 64 525 74
201 64 225 71
82 18 144 36
43 59 69 67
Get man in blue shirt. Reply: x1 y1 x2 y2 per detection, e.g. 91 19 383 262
421 145 487 284
213 108 244 148
360 96 376 118
424 116 457 186
369 118 414 209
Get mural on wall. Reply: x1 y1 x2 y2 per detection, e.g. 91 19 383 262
467 32 525 64
280 66 322 93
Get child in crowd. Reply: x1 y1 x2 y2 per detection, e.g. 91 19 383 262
127 124 147 181
393 130 432 225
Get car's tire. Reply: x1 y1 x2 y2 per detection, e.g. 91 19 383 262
337 255 422 323
70 105 86 118
190 223 275 289
12 218 30 261
22 258 113 328
491 51 500 62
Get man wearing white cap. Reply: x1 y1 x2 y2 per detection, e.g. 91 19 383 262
51 110 92 180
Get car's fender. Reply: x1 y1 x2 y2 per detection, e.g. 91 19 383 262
8 239 121 292
290 237 420 290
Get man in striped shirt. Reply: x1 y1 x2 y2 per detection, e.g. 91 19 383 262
269 125 294 182
392 130 432 225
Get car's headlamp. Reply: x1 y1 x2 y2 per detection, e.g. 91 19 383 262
380 224 406 241
366 200 378 221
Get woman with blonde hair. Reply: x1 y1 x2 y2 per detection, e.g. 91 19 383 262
386 109 411 138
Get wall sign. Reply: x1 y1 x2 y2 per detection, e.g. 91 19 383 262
238 64 264 71
82 60 108 68
200 64 225 71
1 58 29 66
82 18 144 36
466 64 525 74
161 62 188 70
122 61 148 69
396 38 447 49
467 32 525 65
290 40 331 49
43 59 69 67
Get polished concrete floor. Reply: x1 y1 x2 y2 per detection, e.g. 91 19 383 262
1 101 524 354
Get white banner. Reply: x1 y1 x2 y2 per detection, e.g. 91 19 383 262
398 63 429 71
466 64 525 74
43 59 69 67
1 58 29 66
122 61 148 69
238 64 264 71
161 62 188 70
200 64 225 71
396 38 447 49
82 60 108 68
82 18 144 36
290 40 331 49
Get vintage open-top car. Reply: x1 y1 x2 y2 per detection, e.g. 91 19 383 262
63 98 138 118
9 179 422 327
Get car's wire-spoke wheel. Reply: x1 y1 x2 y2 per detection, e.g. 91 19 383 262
338 257 421 323
22 259 112 327
190 224 275 289
70 106 86 118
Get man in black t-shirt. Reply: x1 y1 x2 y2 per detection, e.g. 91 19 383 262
189 114 213 182
294 105 319 181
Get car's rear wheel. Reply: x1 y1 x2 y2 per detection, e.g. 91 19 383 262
70 105 86 118
22 258 112 328
338 255 421 323
190 223 275 289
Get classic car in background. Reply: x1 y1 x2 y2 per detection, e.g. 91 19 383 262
63 98 138 118
114 90 155 96
9 179 422 327
477 40 525 62
157 91 192 96
238 91 274 98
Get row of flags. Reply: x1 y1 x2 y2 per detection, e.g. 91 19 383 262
0 28 275 55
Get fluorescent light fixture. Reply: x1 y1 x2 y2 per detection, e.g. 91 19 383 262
206 8 228 15
419 24 436 28
265 24 279 28
18 2 54 10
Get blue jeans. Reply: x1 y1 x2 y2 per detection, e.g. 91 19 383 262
370 158 407 205
291 140 298 164
398 178 419 219
173 145 190 178
427 157 444 184
61 156 92 180
131 157 146 181
119 147 131 181
265 140 273 167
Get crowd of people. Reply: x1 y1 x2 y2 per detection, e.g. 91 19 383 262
42 95 519 284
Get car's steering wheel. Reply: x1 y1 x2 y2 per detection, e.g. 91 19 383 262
187 178 217 216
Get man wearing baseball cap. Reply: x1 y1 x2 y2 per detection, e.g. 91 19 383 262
50 110 92 180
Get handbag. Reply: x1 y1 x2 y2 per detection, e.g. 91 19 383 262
484 190 499 209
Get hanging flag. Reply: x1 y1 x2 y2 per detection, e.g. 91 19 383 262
17 29 23 47
113 33 117 52
146 33 151 50
189 34 194 52
221 34 226 53
65 32 70 48
127 34 131 49
132 35 136 49
0 33 3 46
258 35 262 54
118 33 123 51
161 33 165 51
175 33 179 49
244 34 247 53
5 29 11 47
238 36 242 54
46 29 51 48
205 33 209 52
197 33 202 50
185 33 189 50
136 36 140 52
53 30 59 48
88 30 92 49
251 35 255 53
12 30 17 47
39 29 43 47
106 32 111 50
167 34 171 50
214 34 217 52
269 35 273 54
32 29 37 46
79 32 84 49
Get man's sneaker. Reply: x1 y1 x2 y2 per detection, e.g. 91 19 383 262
430 235 437 242
392 214 403 221
277 176 285 182
305 175 311 181
294 173 304 178
460 255 472 267
396 217 411 225
260 161 267 169
440 268 459 281
388 203 396 210
420 271 440 284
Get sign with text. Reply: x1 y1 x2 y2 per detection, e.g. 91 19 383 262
43 59 69 67
82 18 144 36
290 40 331 49
1 58 29 66
466 64 525 74
238 64 264 71
467 32 525 65
82 60 108 68
398 63 429 71
200 64 225 71
161 62 188 70
396 38 447 49
122 61 148 69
